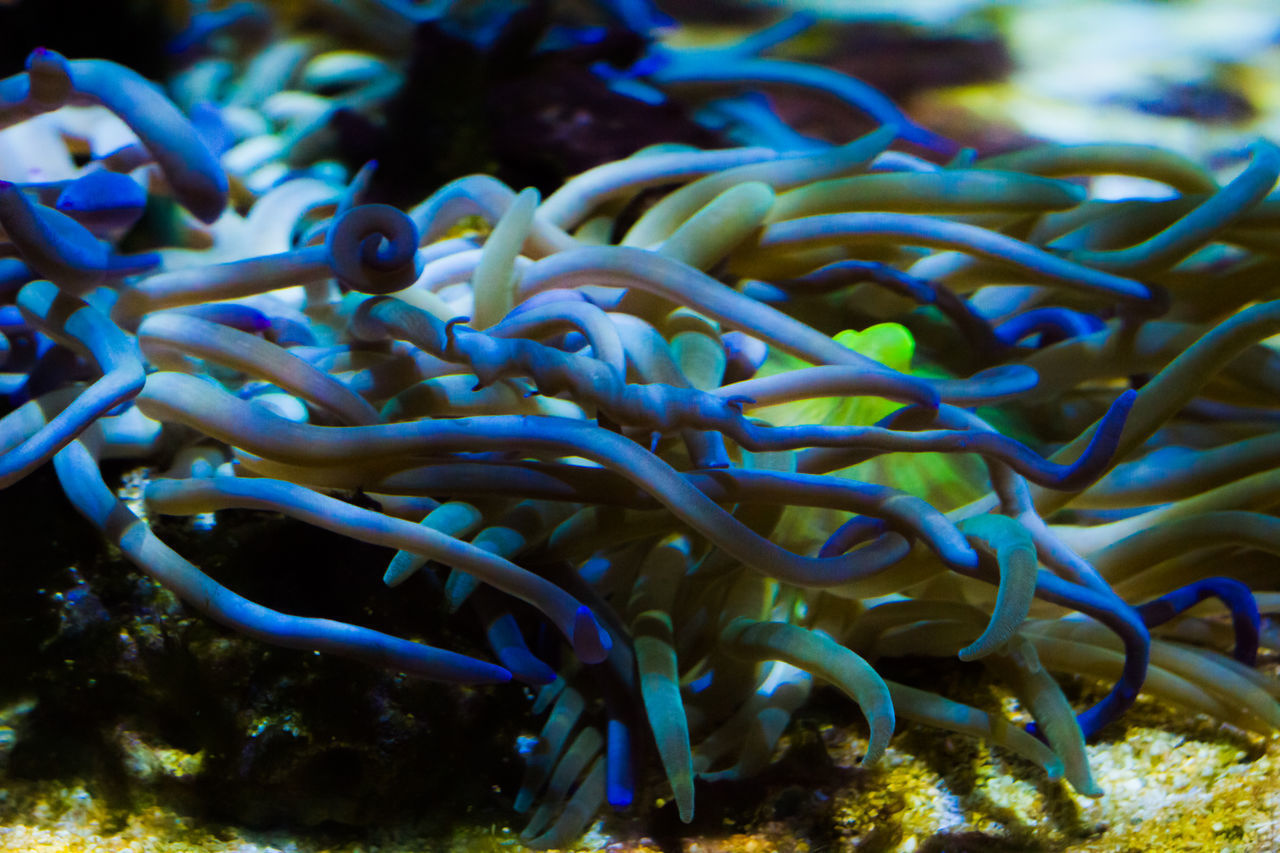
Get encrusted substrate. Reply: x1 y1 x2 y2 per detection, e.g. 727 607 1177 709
1 683 1275 852
818 703 1279 853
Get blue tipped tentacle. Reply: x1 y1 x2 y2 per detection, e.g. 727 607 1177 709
1136 578 1261 666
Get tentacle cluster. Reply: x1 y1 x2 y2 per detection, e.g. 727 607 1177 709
0 6 1277 849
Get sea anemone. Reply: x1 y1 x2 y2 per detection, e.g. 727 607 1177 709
0 3 1277 849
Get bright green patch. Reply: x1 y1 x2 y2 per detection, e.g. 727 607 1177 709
754 325 986 556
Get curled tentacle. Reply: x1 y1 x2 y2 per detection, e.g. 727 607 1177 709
326 203 422 294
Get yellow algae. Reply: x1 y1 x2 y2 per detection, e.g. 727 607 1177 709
444 214 494 242
0 705 1276 852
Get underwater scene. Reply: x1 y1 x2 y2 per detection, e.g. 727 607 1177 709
0 0 1277 851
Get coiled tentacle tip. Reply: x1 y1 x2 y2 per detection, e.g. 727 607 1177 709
326 203 421 294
